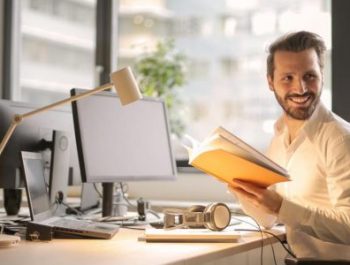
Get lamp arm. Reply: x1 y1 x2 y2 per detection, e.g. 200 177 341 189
22 82 113 119
0 82 113 155
0 115 22 155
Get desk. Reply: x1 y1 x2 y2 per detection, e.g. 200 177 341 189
1 225 286 265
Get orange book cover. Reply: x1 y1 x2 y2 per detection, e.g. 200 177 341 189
185 127 289 188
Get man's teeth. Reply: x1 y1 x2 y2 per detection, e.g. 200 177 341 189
290 96 310 104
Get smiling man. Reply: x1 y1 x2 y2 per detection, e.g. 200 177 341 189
229 31 350 260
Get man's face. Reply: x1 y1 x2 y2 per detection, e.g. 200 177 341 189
268 49 323 120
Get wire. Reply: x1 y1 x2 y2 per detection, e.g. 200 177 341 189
93 183 103 198
231 212 296 259
231 212 269 265
235 227 296 260
253 218 264 265
147 209 160 219
120 226 146 231
115 182 162 222
270 237 277 265
59 201 84 216
260 230 296 258
118 182 136 208
118 182 161 220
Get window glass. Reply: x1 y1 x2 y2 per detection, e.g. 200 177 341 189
115 0 331 159
18 0 97 105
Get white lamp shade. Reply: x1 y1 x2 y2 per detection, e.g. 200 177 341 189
110 67 142 105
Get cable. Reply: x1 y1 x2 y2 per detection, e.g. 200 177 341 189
120 226 146 231
260 230 296 258
235 227 296 260
232 214 264 265
231 212 296 259
270 237 277 265
250 217 277 265
118 182 161 221
147 209 160 219
93 183 103 198
118 182 136 207
230 212 268 265
59 201 84 216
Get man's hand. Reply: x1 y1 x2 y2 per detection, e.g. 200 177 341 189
228 179 283 215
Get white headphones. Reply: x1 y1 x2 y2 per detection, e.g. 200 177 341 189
163 203 231 231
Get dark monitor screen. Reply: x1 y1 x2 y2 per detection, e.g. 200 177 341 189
71 89 177 183
0 99 81 188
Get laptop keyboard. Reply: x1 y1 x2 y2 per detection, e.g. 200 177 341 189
51 219 97 230
48 218 119 239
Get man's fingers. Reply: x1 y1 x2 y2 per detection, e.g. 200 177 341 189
229 186 257 203
231 179 264 197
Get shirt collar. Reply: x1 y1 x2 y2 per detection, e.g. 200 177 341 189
273 102 327 139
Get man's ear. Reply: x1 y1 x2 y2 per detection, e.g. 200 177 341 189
267 75 274 91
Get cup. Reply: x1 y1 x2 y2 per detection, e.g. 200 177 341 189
4 188 22 215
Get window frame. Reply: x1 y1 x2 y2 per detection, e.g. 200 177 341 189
1 1 349 135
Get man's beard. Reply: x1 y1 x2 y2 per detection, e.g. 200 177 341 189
274 91 321 120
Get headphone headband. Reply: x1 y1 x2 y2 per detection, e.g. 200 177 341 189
163 203 231 231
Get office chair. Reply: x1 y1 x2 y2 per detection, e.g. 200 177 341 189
285 255 350 265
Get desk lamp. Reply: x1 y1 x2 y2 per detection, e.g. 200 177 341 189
0 67 142 245
0 66 142 156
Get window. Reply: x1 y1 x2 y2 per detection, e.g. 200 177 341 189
115 0 331 159
17 0 97 105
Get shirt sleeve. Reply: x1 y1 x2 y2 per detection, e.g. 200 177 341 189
278 135 350 244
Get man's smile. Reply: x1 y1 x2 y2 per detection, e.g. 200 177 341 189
287 94 312 106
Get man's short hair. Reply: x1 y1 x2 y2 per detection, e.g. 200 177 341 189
266 31 326 79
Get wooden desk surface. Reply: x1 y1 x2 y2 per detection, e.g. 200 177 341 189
1 225 286 265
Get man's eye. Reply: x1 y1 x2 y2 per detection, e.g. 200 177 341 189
282 76 292 82
305 74 316 80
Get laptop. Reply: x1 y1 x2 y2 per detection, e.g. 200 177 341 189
21 151 119 239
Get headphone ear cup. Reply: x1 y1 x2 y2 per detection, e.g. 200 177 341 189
204 203 231 231
187 205 206 228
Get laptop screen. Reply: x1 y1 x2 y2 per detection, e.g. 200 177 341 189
21 151 52 221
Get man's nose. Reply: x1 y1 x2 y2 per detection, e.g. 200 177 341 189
294 79 308 94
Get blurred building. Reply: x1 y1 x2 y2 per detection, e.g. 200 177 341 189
18 0 331 157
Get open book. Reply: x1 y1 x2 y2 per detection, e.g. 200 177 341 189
184 126 289 188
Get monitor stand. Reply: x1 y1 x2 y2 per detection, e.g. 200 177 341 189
80 183 100 212
49 130 70 216
102 183 114 217
102 183 128 217
65 183 100 215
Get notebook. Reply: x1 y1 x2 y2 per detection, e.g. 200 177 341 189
21 151 119 239
143 227 241 242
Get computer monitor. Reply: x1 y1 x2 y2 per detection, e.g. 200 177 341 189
0 99 81 189
71 89 177 216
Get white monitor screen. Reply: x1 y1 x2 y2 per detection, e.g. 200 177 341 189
71 89 177 183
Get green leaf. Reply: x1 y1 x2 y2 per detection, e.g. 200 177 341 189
134 39 188 136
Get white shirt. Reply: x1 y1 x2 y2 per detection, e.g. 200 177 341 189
239 102 350 259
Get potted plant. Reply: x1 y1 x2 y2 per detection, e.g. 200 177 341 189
134 39 187 138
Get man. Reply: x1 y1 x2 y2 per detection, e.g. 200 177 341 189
229 31 350 259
